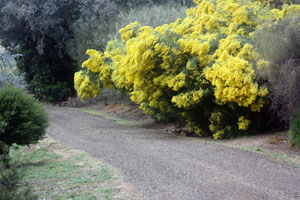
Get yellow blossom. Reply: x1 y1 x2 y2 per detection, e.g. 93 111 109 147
238 116 251 130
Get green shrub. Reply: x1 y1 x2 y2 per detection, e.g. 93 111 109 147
27 75 75 103
16 47 77 103
0 159 37 200
0 86 48 160
291 110 300 148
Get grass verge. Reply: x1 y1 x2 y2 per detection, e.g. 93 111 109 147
72 108 136 126
216 142 300 168
9 136 129 200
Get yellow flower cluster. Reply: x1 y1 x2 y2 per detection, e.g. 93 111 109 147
238 116 251 130
74 0 300 138
82 49 103 73
74 71 100 102
119 21 139 41
205 56 268 110
74 49 116 101
208 112 226 139
172 89 204 108
187 121 206 136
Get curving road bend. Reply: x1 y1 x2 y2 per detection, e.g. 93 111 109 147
46 106 300 200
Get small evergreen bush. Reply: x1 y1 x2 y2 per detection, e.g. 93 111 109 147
0 159 37 200
291 110 300 148
0 86 48 160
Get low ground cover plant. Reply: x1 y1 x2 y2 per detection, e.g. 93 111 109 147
74 0 300 139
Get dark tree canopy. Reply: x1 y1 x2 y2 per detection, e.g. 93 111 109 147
0 0 80 102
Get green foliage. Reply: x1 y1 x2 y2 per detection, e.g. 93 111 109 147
97 88 130 105
16 46 77 103
291 110 300 148
122 0 195 7
68 0 119 65
0 50 26 89
140 103 181 123
16 48 76 102
0 160 37 200
254 15 300 126
0 86 49 157
115 2 190 35
0 0 80 102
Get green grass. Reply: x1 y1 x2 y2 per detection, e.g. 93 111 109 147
9 137 121 200
73 108 136 126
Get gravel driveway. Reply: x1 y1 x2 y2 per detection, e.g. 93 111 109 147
46 106 300 200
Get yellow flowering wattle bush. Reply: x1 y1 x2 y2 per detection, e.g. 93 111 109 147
74 70 100 102
75 0 300 139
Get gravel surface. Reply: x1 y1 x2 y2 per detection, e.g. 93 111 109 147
46 106 300 200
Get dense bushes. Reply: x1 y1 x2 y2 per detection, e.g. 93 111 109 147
74 0 300 138
254 15 300 126
291 111 300 148
69 0 193 104
253 3 300 146
16 48 77 103
0 86 48 161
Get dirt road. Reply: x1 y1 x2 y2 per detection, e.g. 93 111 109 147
46 106 300 200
